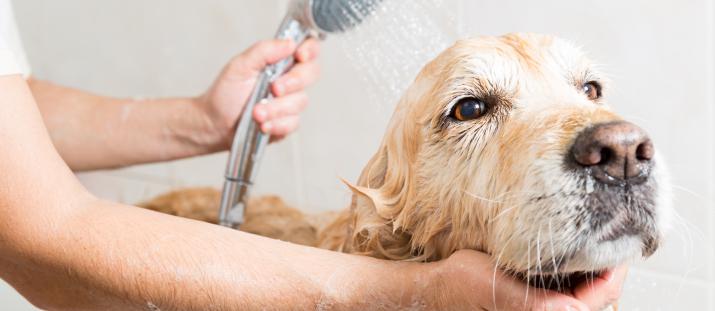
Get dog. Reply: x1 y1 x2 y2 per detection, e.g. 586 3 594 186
140 33 672 307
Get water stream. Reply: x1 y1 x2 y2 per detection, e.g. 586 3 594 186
334 0 464 111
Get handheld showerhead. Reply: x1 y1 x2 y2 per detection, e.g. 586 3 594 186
219 0 383 228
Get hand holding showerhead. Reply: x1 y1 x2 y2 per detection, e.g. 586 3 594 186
219 0 383 228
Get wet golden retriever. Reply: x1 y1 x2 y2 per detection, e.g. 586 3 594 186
141 33 671 308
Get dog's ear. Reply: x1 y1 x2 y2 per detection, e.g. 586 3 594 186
337 143 416 260
341 178 391 219
352 124 418 223
341 144 405 220
336 110 426 260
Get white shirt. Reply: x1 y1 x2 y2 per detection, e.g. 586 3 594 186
0 0 30 77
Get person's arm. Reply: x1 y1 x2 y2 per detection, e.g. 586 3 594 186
0 75 624 311
30 39 319 171
0 73 409 310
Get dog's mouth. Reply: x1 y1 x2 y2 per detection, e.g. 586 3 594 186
583 181 661 256
506 247 614 292
516 269 610 292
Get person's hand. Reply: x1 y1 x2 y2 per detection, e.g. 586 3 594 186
423 250 627 310
572 265 628 310
197 38 321 148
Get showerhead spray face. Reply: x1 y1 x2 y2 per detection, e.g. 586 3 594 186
310 0 383 33
219 0 383 228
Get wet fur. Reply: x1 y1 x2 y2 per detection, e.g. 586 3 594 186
139 188 327 247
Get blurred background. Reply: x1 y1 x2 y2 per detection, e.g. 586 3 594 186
2 0 713 309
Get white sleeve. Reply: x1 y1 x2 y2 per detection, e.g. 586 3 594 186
0 0 30 77
0 38 21 76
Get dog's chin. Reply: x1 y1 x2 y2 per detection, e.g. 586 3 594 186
561 235 643 272
507 188 658 291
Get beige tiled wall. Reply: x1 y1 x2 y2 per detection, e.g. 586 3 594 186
3 0 713 309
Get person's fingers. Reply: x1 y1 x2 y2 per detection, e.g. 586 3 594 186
525 291 589 311
271 61 321 96
260 115 300 137
271 39 321 96
295 38 321 63
573 265 628 310
232 39 297 72
253 93 308 123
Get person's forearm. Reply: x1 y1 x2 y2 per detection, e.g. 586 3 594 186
4 196 422 310
1 75 423 310
29 79 226 171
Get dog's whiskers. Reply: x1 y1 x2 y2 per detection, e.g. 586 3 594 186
547 220 561 291
491 233 518 311
669 183 706 201
489 205 519 224
536 225 545 290
462 189 558 225
462 190 504 204
667 211 704 299
524 238 532 309
463 189 548 205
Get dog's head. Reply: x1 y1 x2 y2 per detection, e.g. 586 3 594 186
343 33 672 282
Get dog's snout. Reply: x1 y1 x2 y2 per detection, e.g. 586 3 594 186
571 121 654 184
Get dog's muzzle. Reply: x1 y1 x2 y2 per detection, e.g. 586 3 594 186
566 121 660 251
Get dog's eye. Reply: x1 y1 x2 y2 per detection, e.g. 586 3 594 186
451 98 488 121
582 81 602 100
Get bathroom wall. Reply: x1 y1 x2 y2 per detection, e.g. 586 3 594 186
2 0 713 309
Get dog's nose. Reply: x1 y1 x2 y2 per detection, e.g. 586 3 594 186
571 121 654 184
